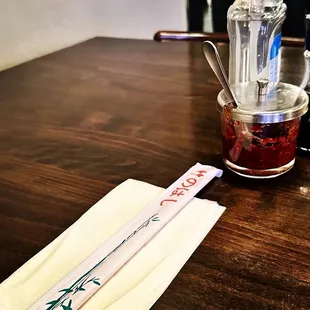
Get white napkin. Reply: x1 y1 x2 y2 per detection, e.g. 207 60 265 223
0 179 225 310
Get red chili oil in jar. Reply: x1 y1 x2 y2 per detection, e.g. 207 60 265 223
221 104 301 170
217 81 308 178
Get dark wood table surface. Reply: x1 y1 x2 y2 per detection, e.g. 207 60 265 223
0 37 310 309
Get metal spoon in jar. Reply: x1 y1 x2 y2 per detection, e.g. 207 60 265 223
202 41 251 162
201 40 238 109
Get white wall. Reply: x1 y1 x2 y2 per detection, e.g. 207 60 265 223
98 0 187 40
0 0 97 71
0 0 186 71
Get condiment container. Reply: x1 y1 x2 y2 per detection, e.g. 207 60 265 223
217 80 308 178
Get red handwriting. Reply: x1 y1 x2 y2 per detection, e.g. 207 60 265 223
190 170 210 178
181 177 197 188
160 199 177 207
159 169 211 207
170 187 189 197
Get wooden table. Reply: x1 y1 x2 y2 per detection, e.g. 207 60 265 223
0 38 310 309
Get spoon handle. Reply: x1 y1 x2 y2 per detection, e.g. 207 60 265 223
202 41 238 108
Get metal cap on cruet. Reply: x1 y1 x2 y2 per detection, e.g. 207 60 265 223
217 80 309 124
256 78 269 103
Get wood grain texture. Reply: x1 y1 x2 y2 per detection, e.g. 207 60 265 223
0 37 310 309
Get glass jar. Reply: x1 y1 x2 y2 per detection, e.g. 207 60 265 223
297 86 310 153
217 80 308 178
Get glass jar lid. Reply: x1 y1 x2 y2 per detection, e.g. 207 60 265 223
217 81 309 123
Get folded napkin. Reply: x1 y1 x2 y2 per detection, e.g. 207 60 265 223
0 179 225 310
